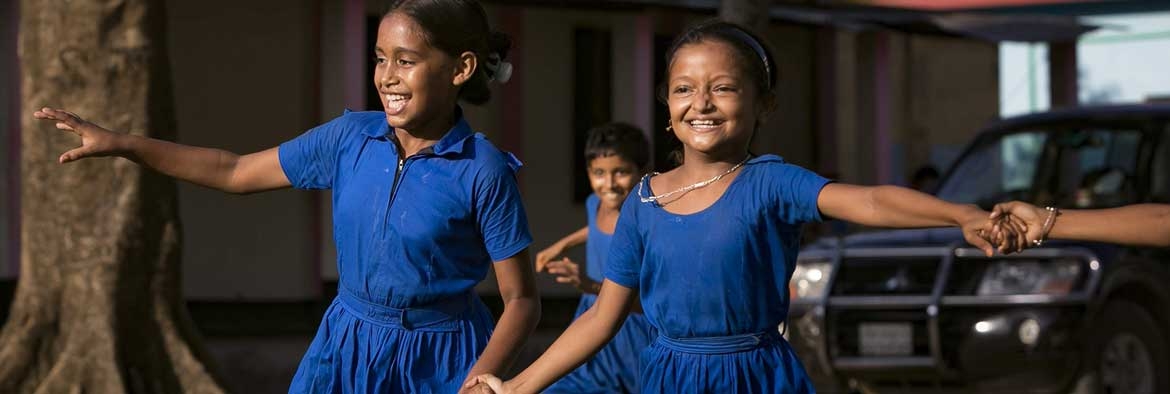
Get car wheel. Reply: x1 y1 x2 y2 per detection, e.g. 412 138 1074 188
1079 301 1169 394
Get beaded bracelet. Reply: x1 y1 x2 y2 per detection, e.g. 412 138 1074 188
1031 206 1061 247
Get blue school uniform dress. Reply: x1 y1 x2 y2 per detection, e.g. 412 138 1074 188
605 155 829 393
545 194 656 394
278 109 532 393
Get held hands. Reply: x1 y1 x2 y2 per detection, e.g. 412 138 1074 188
463 375 511 394
958 205 1032 256
989 201 1050 253
33 107 126 163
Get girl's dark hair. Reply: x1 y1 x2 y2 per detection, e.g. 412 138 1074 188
585 122 650 170
657 20 777 103
386 0 511 105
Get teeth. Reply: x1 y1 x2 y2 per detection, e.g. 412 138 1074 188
386 94 408 102
689 119 720 126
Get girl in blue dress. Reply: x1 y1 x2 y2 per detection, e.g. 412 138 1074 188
468 20 1005 393
34 1 539 392
535 123 655 393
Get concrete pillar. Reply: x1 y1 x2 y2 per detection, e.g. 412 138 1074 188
1048 41 1078 108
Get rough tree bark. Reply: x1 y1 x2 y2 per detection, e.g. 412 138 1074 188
0 0 226 392
719 0 771 34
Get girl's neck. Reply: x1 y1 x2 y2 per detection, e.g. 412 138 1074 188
677 148 750 179
393 110 457 158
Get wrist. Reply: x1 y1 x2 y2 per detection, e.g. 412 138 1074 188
112 133 137 157
956 204 984 225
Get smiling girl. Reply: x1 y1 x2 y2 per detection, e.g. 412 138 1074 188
33 1 538 392
469 20 1006 393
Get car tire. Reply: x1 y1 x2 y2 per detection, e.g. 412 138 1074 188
1075 300 1169 394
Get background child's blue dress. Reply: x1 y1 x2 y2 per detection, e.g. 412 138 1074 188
278 110 532 393
605 155 829 393
545 194 655 394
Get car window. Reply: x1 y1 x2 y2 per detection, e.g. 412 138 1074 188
1051 129 1143 208
1151 124 1170 203
936 132 1047 209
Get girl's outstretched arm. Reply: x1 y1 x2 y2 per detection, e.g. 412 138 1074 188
816 183 1018 256
464 249 541 386
34 107 290 194
992 201 1170 248
466 280 637 394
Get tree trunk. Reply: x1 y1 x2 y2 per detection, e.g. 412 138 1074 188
1 0 226 392
719 0 771 34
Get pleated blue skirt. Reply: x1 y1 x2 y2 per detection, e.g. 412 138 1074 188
639 331 816 393
545 294 655 394
288 288 494 393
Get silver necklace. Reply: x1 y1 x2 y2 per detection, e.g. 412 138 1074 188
638 155 751 203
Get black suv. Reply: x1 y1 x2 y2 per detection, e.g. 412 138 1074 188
788 105 1170 394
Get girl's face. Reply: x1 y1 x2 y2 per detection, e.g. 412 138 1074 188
587 155 639 211
666 40 763 158
373 13 466 134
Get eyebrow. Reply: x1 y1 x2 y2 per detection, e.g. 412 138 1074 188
374 46 423 56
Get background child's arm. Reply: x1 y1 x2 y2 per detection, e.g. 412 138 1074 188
468 280 637 394
535 226 588 272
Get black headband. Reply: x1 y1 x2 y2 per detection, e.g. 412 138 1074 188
723 26 772 89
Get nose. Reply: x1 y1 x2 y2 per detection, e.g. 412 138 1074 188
694 90 714 111
379 65 398 87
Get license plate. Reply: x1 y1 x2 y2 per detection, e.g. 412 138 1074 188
859 322 913 356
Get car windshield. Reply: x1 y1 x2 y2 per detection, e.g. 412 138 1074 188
936 127 1146 209
936 131 1046 209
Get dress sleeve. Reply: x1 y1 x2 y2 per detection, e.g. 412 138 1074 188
603 193 643 289
474 152 534 262
278 114 350 190
774 163 833 224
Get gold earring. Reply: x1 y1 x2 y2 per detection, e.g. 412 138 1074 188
665 119 673 132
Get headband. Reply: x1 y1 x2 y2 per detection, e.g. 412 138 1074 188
723 27 772 89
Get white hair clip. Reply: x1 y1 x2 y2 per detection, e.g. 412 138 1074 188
486 53 513 84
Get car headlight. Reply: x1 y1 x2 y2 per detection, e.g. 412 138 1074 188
791 259 833 300
976 259 1082 296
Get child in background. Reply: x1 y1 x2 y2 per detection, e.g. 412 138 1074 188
534 123 654 393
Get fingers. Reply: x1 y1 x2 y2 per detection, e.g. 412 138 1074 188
463 375 505 393
59 146 93 164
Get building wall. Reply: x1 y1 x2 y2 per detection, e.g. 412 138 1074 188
1 0 16 279
167 0 320 300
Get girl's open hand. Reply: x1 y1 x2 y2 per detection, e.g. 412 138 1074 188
33 107 125 163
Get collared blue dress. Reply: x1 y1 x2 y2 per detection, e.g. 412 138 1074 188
604 155 830 393
545 194 655 394
278 109 532 393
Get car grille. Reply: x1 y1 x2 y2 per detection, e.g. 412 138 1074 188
831 257 942 296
